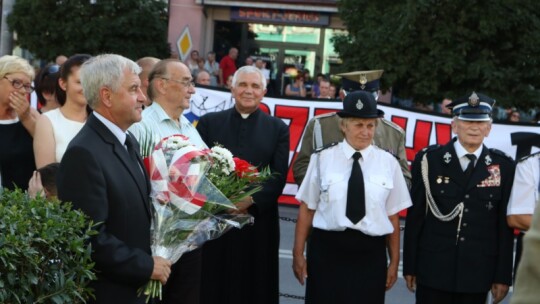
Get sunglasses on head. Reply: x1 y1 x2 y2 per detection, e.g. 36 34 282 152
46 64 60 75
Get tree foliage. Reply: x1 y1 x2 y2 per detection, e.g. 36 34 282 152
333 0 540 108
7 0 171 61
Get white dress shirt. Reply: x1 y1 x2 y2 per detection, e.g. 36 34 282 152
129 102 207 149
296 140 412 236
508 154 540 215
94 111 126 146
453 140 482 171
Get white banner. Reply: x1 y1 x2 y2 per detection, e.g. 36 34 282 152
187 87 540 205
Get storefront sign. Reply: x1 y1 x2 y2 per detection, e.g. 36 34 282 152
231 7 330 26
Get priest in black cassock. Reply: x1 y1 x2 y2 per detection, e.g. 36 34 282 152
196 65 289 304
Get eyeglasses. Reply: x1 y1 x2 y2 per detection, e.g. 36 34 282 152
160 77 195 88
4 76 34 93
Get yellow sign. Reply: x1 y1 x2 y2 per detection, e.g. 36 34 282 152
176 26 193 62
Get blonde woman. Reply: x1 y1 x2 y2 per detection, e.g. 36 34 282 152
0 55 38 190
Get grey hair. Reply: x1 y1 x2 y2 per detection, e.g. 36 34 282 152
231 65 267 90
80 54 141 109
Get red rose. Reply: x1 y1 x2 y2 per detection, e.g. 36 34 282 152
233 157 258 178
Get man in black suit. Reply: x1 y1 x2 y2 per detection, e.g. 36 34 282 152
196 65 289 304
403 92 515 304
57 54 171 303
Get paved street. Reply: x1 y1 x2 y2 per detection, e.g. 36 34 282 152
277 205 513 304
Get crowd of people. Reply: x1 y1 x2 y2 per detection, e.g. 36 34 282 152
1 51 539 304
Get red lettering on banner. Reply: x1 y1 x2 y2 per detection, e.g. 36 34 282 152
274 105 310 186
259 103 270 115
391 116 407 130
435 122 452 144
407 120 433 161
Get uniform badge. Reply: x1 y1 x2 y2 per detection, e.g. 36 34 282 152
478 164 501 187
443 152 452 164
444 177 450 184
486 202 494 211
436 176 442 184
468 92 479 107
484 155 492 165
356 99 364 110
359 73 367 90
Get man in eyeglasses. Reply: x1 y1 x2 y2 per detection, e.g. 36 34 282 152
129 59 206 149
129 59 206 304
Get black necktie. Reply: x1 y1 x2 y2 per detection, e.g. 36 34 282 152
464 154 477 181
125 135 144 178
346 152 365 224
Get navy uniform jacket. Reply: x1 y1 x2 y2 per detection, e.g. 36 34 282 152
57 114 153 303
403 138 515 293
196 107 289 304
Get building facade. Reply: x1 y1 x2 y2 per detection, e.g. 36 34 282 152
168 0 345 95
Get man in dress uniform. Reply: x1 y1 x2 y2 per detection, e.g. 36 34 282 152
292 70 411 188
403 92 515 304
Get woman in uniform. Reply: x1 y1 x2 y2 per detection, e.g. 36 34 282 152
292 90 412 304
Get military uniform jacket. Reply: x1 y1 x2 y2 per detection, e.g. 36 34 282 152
292 112 411 186
403 138 515 293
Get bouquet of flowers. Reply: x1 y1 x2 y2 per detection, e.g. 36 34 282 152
137 134 269 302
206 145 271 205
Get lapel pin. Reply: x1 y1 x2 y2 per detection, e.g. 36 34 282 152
443 152 452 164
485 155 492 165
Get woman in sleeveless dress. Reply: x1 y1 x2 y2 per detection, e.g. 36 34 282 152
33 54 91 168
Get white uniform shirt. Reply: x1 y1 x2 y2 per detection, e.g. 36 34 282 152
129 102 207 149
454 140 482 171
296 140 412 236
508 154 540 215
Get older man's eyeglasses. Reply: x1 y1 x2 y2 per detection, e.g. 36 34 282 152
160 77 195 88
4 77 34 93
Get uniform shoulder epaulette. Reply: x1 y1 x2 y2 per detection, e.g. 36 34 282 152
314 112 337 120
380 118 405 133
415 144 441 159
421 144 441 154
314 141 339 153
373 145 401 160
517 151 540 163
489 148 514 162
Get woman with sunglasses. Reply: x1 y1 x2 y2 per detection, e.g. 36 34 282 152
34 54 91 168
0 55 39 191
34 63 61 113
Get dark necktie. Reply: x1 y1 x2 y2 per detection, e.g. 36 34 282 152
125 135 145 178
346 152 365 224
464 154 477 181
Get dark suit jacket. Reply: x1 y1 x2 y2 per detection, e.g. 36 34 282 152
403 138 515 293
196 107 289 304
57 114 153 304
